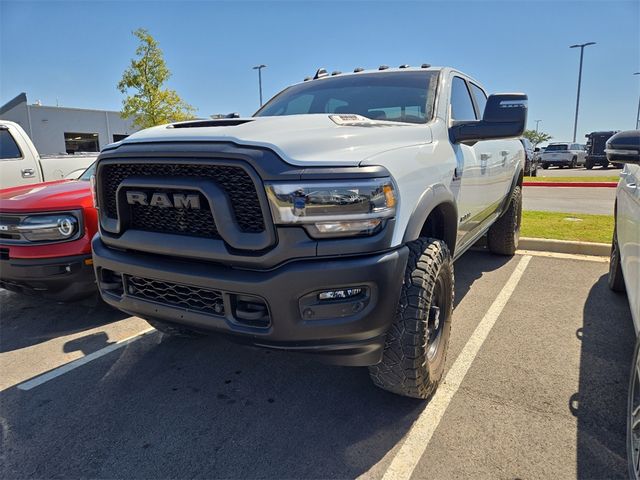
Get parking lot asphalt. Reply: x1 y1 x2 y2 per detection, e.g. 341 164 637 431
523 186 616 215
0 250 634 479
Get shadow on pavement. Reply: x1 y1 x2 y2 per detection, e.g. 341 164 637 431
0 290 128 353
575 274 635 478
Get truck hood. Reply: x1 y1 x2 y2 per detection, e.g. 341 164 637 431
0 180 92 212
115 114 433 166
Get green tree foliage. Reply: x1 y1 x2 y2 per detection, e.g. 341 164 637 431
118 28 195 129
523 129 553 147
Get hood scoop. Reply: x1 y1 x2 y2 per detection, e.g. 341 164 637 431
169 119 254 129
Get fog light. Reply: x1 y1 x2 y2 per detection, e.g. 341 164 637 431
318 288 363 301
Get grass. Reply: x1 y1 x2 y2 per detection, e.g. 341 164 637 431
521 210 614 244
524 175 619 183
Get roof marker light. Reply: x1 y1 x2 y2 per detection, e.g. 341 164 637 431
399 64 410 69
314 68 329 79
421 63 431 68
378 65 389 70
331 71 342 76
353 67 364 73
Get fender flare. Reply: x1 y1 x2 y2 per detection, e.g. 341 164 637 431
402 184 458 255
499 166 524 217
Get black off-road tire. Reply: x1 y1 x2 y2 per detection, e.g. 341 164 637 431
146 318 204 337
369 238 454 399
487 185 522 256
570 156 577 168
542 163 549 170
586 160 594 170
609 227 626 293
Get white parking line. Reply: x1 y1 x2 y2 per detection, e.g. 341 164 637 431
16 328 156 391
380 255 532 480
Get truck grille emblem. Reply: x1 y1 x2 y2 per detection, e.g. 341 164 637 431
126 191 201 210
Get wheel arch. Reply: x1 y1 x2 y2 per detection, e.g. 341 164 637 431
402 186 458 257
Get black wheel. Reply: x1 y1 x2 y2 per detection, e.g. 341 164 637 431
487 185 522 256
542 164 549 170
570 156 577 168
609 227 626 292
531 167 538 177
628 338 640 480
145 318 204 337
586 160 594 170
369 238 454 399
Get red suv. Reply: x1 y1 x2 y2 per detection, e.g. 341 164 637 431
0 164 97 300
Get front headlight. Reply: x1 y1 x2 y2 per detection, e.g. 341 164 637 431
265 178 397 238
17 214 79 242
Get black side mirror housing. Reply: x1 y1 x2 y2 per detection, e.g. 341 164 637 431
605 130 640 164
450 93 527 143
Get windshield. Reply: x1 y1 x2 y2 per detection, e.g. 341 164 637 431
79 162 96 181
545 144 568 151
255 71 438 124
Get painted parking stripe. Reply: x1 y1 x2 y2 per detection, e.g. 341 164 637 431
16 328 156 391
380 255 532 480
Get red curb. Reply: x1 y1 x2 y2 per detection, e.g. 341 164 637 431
523 181 618 188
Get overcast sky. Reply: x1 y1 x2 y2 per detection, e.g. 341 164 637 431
1 0 638 142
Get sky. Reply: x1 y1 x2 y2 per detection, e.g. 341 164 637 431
1 0 638 143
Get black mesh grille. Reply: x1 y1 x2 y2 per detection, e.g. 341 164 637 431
101 162 265 233
130 193 219 238
126 275 225 317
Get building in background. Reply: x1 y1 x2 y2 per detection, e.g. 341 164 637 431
0 93 137 155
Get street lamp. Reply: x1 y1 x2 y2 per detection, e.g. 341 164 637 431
569 42 596 142
535 119 542 132
252 64 267 107
634 72 640 129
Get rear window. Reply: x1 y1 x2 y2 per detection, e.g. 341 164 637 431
0 129 22 159
545 144 569 151
255 71 438 124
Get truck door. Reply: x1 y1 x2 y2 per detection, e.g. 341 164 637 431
449 76 503 245
0 124 41 188
618 163 640 327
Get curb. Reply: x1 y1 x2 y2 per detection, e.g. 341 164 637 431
519 237 610 257
523 181 617 188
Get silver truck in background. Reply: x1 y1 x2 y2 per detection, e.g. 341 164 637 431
0 120 97 188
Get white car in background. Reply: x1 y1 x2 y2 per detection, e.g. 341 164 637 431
0 120 97 189
540 142 587 169
606 130 640 479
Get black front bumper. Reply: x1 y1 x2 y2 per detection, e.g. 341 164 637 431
0 253 96 301
92 236 409 366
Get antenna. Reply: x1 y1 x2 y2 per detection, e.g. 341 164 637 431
313 68 329 79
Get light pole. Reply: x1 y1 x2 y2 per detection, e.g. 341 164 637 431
634 72 640 129
535 119 542 132
253 64 267 107
569 42 596 142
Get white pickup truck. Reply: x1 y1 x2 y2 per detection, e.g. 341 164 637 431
91 66 527 399
0 120 97 189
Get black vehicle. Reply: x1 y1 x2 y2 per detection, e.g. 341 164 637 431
520 138 538 176
585 131 620 169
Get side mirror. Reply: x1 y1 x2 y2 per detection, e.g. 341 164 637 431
534 147 540 152
450 93 527 143
605 130 640 164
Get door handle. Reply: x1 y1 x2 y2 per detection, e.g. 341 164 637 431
21 168 35 178
500 150 510 156
480 153 492 162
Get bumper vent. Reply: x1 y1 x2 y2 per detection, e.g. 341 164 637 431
101 163 265 234
125 275 225 317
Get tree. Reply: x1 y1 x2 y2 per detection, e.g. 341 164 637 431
522 129 553 147
118 28 195 129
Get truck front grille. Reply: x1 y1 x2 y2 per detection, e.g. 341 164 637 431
101 162 265 234
125 275 225 317
130 194 220 239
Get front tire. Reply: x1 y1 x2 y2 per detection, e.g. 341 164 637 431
369 238 454 399
628 339 640 480
487 185 522 256
542 164 549 170
586 160 594 170
609 227 626 292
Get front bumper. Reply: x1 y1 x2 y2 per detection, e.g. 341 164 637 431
0 253 96 301
92 236 409 366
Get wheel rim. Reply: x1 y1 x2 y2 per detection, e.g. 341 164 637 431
630 354 640 478
426 276 446 361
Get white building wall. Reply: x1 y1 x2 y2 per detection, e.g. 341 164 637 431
1 97 136 155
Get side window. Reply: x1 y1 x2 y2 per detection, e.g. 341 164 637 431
450 77 477 121
470 83 488 119
0 129 22 159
